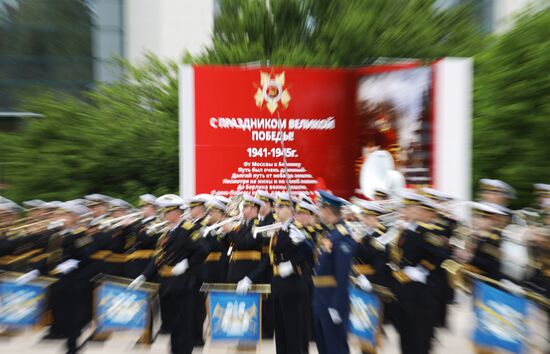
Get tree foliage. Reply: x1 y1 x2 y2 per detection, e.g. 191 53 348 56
4 0 548 207
199 0 484 66
473 8 550 207
0 55 180 203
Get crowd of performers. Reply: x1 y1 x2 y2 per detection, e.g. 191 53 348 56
0 179 549 354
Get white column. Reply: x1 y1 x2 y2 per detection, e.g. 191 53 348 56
179 65 196 198
434 57 473 217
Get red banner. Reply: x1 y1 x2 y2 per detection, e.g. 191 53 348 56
188 63 434 198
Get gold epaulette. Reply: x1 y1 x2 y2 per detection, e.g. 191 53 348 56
181 221 195 230
72 227 87 234
294 221 304 228
481 230 500 241
307 225 315 233
424 232 446 247
417 222 443 231
336 224 349 236
253 219 260 226
315 223 324 231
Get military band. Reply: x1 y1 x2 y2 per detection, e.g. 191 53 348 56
0 179 549 354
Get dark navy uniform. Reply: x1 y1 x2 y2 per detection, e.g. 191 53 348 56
270 220 311 354
312 220 356 354
465 227 502 280
225 218 264 283
142 217 208 354
259 211 276 339
387 222 450 354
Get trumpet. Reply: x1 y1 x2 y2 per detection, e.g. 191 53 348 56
99 211 143 230
226 194 244 217
252 222 282 239
146 220 168 235
202 215 242 236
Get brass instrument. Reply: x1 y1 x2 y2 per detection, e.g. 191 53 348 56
441 259 550 309
252 222 282 239
202 215 242 237
99 211 143 230
226 194 244 217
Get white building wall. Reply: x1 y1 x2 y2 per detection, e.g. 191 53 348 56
124 0 214 64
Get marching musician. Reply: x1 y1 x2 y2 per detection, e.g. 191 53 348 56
255 190 277 339
226 194 264 291
312 190 357 354
269 193 311 354
294 200 320 353
129 194 209 354
420 188 457 328
133 194 160 251
202 197 230 283
386 192 450 354
350 199 389 354
455 202 507 281
16 202 96 353
478 178 515 207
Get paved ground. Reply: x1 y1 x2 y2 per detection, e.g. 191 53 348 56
1 292 547 354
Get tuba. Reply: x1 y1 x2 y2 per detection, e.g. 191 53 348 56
359 150 405 200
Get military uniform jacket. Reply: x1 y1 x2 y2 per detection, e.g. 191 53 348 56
203 229 229 283
225 218 263 283
353 224 388 283
270 221 311 296
468 227 502 280
312 221 357 317
144 217 208 294
388 223 451 281
134 216 159 250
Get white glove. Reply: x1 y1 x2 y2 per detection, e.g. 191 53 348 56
54 259 80 274
357 274 373 292
501 279 526 297
171 259 189 276
328 308 342 325
128 275 146 289
289 225 306 244
15 269 40 284
236 276 252 295
278 261 294 278
403 265 429 284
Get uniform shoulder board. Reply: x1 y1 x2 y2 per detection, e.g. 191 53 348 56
253 219 260 226
417 222 443 231
72 227 87 235
424 232 445 247
315 223 324 231
294 221 304 228
181 221 195 230
307 225 315 233
336 224 349 236
191 230 201 241
75 235 93 248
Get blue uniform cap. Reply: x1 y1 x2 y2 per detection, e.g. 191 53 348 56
317 190 347 208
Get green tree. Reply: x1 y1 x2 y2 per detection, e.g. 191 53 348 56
200 0 485 66
1 0 489 203
473 8 550 208
0 55 180 203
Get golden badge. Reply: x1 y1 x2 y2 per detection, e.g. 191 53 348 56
254 71 291 114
